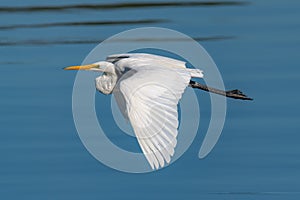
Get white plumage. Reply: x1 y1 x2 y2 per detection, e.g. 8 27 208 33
65 53 203 169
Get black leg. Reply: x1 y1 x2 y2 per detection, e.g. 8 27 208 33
189 80 253 101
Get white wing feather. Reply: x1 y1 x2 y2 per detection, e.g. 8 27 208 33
110 53 203 169
117 67 190 169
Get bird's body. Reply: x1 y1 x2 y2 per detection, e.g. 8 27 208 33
94 53 203 94
65 53 252 170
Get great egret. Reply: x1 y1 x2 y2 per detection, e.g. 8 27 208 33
64 53 252 169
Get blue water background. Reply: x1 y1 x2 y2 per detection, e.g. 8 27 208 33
0 0 300 199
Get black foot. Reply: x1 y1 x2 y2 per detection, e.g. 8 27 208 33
225 89 253 100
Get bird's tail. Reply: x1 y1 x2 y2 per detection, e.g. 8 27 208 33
187 69 204 78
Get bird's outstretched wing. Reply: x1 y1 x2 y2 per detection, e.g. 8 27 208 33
116 65 191 169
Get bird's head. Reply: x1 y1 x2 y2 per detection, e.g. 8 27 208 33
64 61 117 94
64 61 115 73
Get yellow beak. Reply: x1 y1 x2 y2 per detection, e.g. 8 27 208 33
64 64 98 70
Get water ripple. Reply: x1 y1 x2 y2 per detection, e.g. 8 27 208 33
0 36 235 46
0 1 249 13
0 19 167 30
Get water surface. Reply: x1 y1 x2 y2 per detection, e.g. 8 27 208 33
0 0 300 199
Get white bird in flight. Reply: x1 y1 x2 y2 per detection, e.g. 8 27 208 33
64 53 252 170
